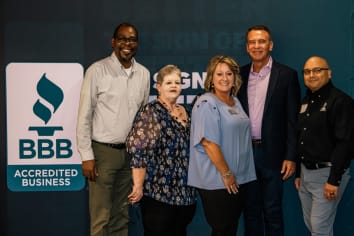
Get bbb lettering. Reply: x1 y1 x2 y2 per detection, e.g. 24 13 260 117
19 139 72 159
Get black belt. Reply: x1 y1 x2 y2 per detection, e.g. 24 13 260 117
302 161 332 170
92 140 126 149
252 139 262 146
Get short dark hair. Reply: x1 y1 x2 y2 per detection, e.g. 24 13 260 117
112 22 139 40
246 25 272 41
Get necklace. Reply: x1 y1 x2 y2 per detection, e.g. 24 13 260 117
157 98 188 126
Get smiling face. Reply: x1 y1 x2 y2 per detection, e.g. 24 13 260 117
303 57 331 93
111 25 138 68
212 62 235 96
156 72 182 103
246 29 273 65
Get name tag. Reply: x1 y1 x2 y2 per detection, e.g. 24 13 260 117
228 109 238 115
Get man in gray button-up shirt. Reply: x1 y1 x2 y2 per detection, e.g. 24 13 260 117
77 22 150 236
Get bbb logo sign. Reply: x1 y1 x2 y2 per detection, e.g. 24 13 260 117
6 63 85 192
20 73 72 160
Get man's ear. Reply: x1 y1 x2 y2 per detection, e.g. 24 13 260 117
269 40 274 51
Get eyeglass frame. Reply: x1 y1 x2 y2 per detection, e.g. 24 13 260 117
302 67 329 75
115 37 138 44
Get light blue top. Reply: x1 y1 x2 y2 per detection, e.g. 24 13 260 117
187 93 256 189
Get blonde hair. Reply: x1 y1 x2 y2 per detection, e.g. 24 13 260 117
204 55 242 97
156 65 181 84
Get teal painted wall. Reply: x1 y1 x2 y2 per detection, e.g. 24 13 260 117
1 0 353 235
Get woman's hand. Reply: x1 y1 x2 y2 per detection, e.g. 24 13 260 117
128 184 143 204
222 171 239 194
129 168 146 204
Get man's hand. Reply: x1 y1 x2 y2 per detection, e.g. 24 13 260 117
281 160 296 180
82 160 98 181
324 182 339 201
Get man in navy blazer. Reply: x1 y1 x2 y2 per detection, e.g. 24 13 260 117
238 25 301 236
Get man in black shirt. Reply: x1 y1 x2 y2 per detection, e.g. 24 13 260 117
294 56 354 236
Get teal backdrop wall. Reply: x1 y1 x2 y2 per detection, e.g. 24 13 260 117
1 0 354 235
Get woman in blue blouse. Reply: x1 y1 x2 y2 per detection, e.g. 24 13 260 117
126 65 196 236
188 55 256 235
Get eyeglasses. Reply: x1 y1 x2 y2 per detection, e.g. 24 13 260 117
303 67 329 75
115 37 138 44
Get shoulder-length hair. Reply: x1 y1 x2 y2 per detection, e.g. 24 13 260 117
204 55 242 97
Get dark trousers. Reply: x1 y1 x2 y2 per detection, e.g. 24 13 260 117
198 187 245 236
141 196 196 236
89 142 131 236
243 145 284 236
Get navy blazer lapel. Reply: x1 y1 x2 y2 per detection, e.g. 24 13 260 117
240 63 252 115
264 63 279 112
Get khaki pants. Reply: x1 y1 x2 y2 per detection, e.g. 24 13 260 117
89 142 131 236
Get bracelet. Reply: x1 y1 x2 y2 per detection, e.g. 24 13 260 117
222 170 232 179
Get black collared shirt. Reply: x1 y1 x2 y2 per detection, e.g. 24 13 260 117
297 81 354 186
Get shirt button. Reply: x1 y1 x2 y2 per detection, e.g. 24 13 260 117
301 156 304 160
303 127 307 131
311 100 314 103
301 141 304 145
306 113 310 116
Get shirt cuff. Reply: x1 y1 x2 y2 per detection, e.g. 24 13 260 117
327 174 342 186
79 149 95 162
